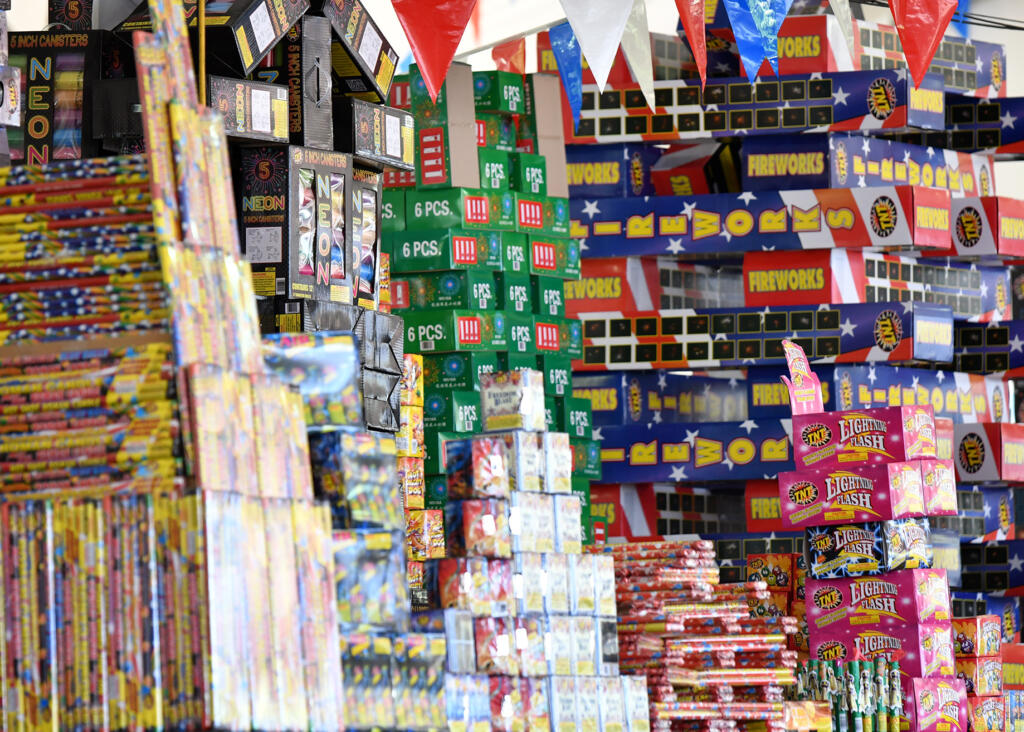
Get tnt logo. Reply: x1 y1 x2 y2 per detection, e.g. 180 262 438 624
958 432 985 474
993 54 1004 89
392 280 410 308
981 166 992 196
867 77 897 120
536 322 560 350
465 196 490 224
457 317 482 344
453 236 479 264
816 640 847 662
955 206 983 248
532 241 557 270
519 200 544 229
788 481 819 506
812 586 843 611
872 309 902 352
418 127 448 184
801 423 832 448
869 196 898 237
834 142 849 184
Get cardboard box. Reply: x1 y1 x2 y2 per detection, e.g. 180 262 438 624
389 229 503 272
903 678 968 732
956 657 1003 697
509 152 546 196
477 147 510 191
532 276 566 318
539 353 572 399
209 75 289 142
382 189 405 232
405 188 515 231
778 461 925 528
810 622 955 679
392 270 498 311
423 390 480 434
423 352 502 392
570 438 602 481
805 522 887 579
473 71 525 115
403 310 507 353
518 74 569 198
952 616 1002 657
526 236 581 280
792 405 936 471
234 145 356 302
968 696 1004 732
514 194 570 236
249 15 333 149
551 397 593 440
565 143 663 199
479 369 546 432
410 62 479 188
804 568 951 633
476 111 517 151
496 271 532 314
953 423 1024 484
920 458 958 516
334 96 414 171
323 0 398 103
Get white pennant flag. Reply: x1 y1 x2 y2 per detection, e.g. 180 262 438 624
619 0 655 110
829 0 857 61
558 0 633 91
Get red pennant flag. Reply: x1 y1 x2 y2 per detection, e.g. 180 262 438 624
392 0 480 101
889 0 957 88
492 38 527 74
675 0 707 87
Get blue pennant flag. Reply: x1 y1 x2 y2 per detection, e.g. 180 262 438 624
549 21 583 131
722 0 769 82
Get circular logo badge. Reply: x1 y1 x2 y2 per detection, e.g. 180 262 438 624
981 166 992 196
801 424 832 448
808 531 835 554
955 206 984 248
993 54 1004 90
630 152 645 196
920 691 936 715
816 640 848 662
867 78 897 120
788 481 819 506
839 371 853 411
1001 495 1011 533
993 387 1004 422
812 585 843 611
996 278 1008 315
834 142 849 185
870 196 899 237
628 378 642 423
873 310 903 352
958 432 986 474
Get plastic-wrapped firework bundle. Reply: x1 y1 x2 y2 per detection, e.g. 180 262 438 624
794 658 904 732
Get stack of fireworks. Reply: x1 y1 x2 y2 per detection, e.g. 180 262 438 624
952 615 1005 732
794 658 904 732
780 340 969 731
0 154 169 344
604 539 832 731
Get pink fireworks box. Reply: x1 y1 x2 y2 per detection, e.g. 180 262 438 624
919 458 958 516
778 460 925 529
809 621 955 680
792 405 936 471
804 568 951 634
903 678 969 732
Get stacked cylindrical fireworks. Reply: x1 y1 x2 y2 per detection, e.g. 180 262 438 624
779 340 969 731
599 539 837 731
795 658 904 732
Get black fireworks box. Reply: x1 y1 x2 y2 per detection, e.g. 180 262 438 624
334 95 415 171
321 0 399 104
209 75 290 142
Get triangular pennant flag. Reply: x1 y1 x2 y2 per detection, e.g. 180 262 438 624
492 37 527 74
722 0 770 82
762 0 796 74
620 0 655 110
828 0 857 60
889 0 957 87
674 0 707 87
951 0 971 38
392 0 480 101
558 0 633 90
549 21 584 130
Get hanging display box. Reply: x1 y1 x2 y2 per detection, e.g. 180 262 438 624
249 15 334 149
7 30 132 163
209 75 289 142
117 0 311 76
563 69 945 145
334 96 414 170
953 423 1024 484
410 63 479 189
742 250 1011 323
321 0 398 103
575 302 954 372
233 144 357 303
740 133 996 198
571 185 952 257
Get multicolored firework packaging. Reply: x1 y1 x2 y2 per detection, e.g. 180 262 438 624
779 460 926 528
792 405 937 471
955 656 1003 697
805 569 951 634
968 696 1005 732
952 615 1002 658
805 522 886 579
810 623 956 679
918 458 958 516
904 678 968 732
